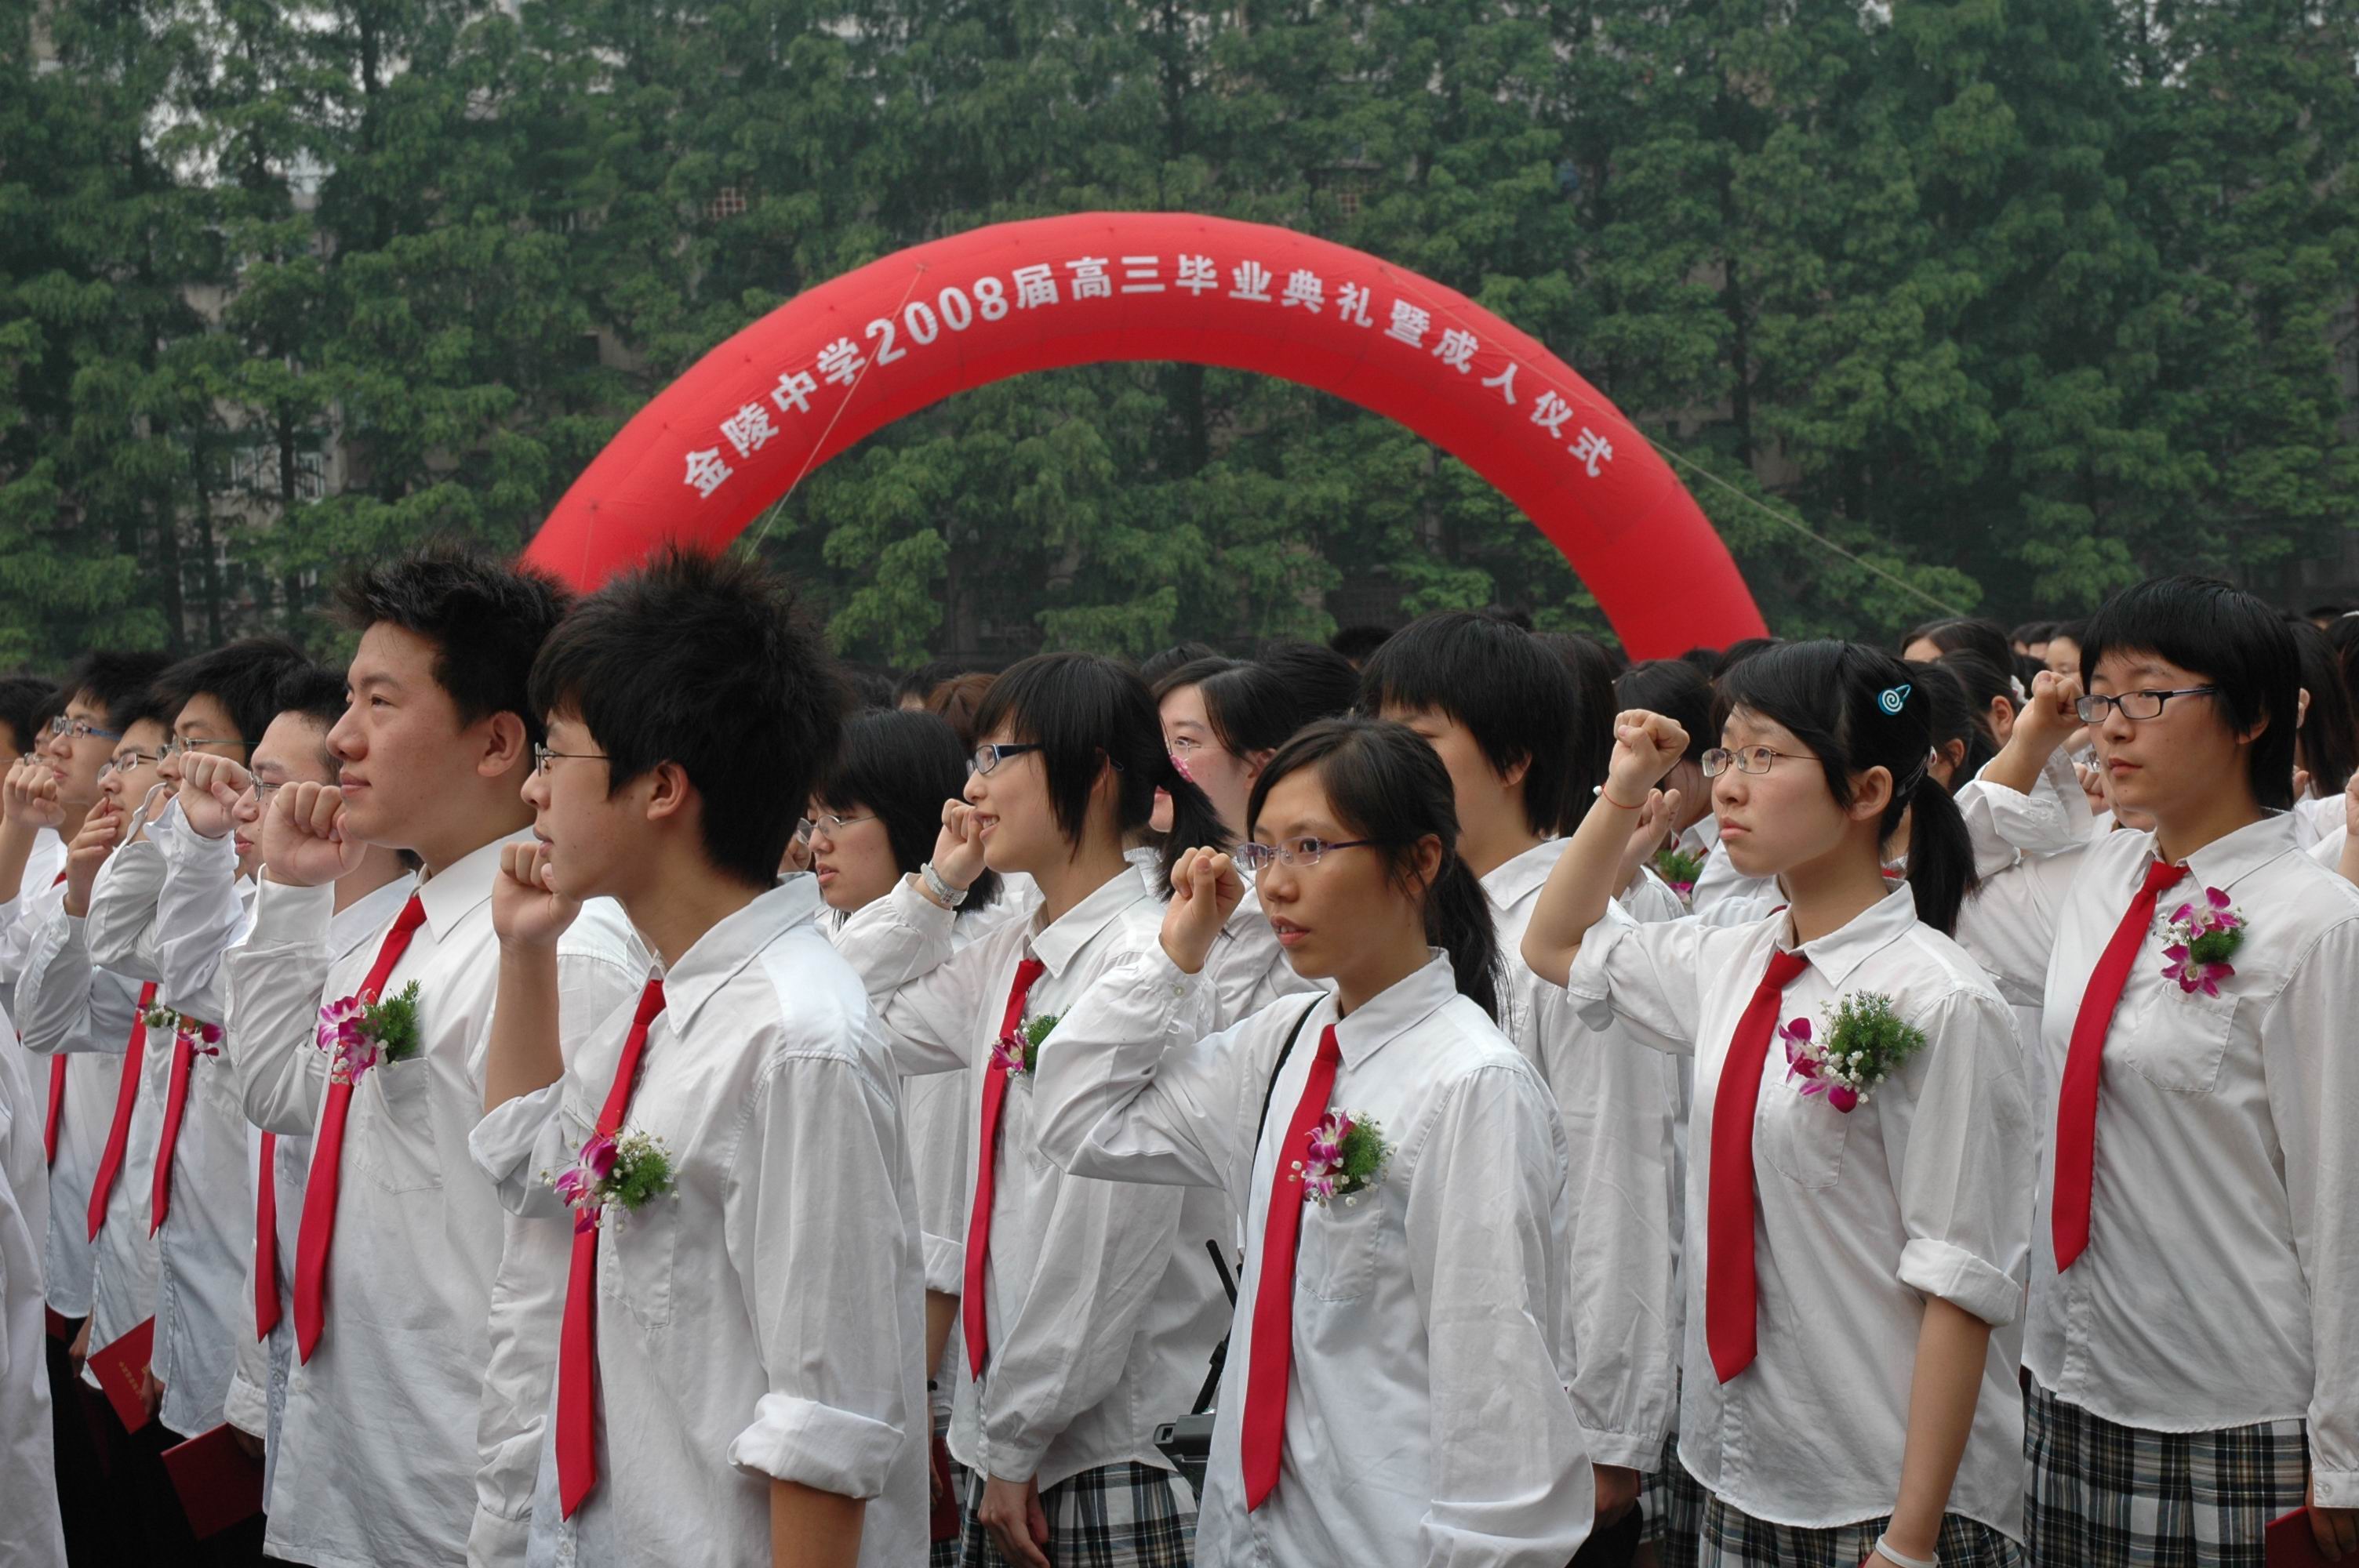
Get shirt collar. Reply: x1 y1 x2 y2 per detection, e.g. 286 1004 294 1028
1677 815 1721 855
1782 882 1917 990
329 873 420 961
654 877 822 1033
1480 839 1563 911
415 829 532 941
1332 949 1461 1070
2175 811 2299 896
1027 867 1155 978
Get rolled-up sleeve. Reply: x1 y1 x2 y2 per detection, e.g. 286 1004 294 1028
1884 989 2034 1328
467 1083 570 1222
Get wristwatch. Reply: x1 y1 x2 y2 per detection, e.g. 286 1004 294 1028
920 862 969 909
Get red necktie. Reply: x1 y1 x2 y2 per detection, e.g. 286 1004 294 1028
38 870 68 1167
149 1015 213 1234
1705 947 1811 1384
555 975 667 1519
86 983 160 1241
254 1135 282 1341
2052 858 2188 1272
293 894 428 1363
961 955 1048 1377
1240 1024 1343 1510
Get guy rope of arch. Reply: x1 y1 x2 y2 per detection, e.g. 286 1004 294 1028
523 212 1770 657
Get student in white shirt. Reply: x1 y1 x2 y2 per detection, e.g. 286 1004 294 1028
0 989 67 1568
219 547 648 1568
1361 611 1683 1544
1957 576 2359 1567
808 707 1014 1567
0 673 73 1022
471 547 927 1567
1524 641 2035 1568
1148 658 1325 1022
836 652 1232 1568
1031 714 1596 1566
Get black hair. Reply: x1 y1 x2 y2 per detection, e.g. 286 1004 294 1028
1245 717 1500 1021
819 710 1001 910
1901 617 2015 675
2327 615 2359 720
156 636 313 748
529 546 838 890
333 543 572 746
63 650 175 729
2010 620 2055 648
1255 639 1359 723
972 651 1228 897
1722 641 1980 935
2292 622 2355 797
2045 619 2086 648
108 683 179 737
1677 645 1721 675
1932 649 2017 759
2306 604 2348 622
1532 632 1619 815
2079 576 2301 813
1713 637 1782 680
1327 623 1394 666
923 672 996 751
1153 658 1307 761
0 675 56 757
273 664 350 734
1358 610 1580 839
1137 641 1222 688
1614 659 1715 768
834 663 897 714
1910 659 1991 786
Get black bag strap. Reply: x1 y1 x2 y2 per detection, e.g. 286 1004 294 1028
1253 997 1327 1153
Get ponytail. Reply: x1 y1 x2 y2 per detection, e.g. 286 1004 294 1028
1422 853 1503 1022
1900 777 1977 936
1154 753 1231 902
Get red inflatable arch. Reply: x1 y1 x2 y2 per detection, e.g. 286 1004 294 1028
524 212 1765 656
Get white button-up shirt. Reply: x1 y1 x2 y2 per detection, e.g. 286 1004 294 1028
1954 793 2359 1506
221 832 647 1568
20 848 162 1359
1034 949 1595 1566
471 877 928 1567
0 860 111 1321
1685 816 1777 920
0 827 67 1021
1485 840 1684 1470
838 870 1231 1492
0 1001 69 1568
1561 886 2034 1536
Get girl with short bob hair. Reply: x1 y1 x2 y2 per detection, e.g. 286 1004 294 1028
1523 641 2037 1568
1032 717 1593 1564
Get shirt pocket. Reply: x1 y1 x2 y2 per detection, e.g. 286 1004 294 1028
2116 984 2237 1095
603 1189 679 1330
1758 1075 1852 1191
1298 1186 1383 1304
349 1056 442 1194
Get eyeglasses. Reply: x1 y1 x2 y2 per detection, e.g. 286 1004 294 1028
1166 735 1205 757
532 744 611 775
808 811 874 834
1231 837 1379 872
251 780 285 815
1701 745 1813 778
2074 687 2219 724
971 742 1043 776
48 717 122 742
162 735 253 760
98 750 164 777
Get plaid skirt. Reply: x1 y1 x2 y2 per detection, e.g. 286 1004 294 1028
957 1461 1195 1568
1640 1430 1706 1567
2023 1380 2307 1568
1699 1494 2023 1568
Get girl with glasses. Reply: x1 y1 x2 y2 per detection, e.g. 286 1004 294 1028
1522 641 2034 1568
1028 716 1593 1566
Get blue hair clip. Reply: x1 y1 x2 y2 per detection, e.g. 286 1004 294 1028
1877 683 1912 716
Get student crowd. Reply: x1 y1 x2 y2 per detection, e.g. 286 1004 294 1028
0 550 2352 1568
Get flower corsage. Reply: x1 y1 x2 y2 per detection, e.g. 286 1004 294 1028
2161 887 2244 997
312 981 423 1085
142 1002 224 1056
991 1013 1059 1077
1779 992 1928 1112
1292 1109 1393 1207
546 1128 676 1234
1652 845 1706 905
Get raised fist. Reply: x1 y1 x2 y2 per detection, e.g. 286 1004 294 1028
259 781 365 887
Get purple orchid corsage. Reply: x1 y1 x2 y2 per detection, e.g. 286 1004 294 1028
1779 992 1928 1114
545 1127 674 1234
311 981 422 1085
2161 887 2245 997
1292 1109 1392 1207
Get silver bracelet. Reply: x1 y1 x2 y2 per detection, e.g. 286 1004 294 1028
1873 1535 1939 1568
919 862 969 909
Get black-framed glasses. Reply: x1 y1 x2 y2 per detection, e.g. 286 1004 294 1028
971 742 1043 776
1702 745 1812 778
162 735 253 760
2074 686 2219 724
1232 837 1379 872
532 743 611 776
49 716 122 742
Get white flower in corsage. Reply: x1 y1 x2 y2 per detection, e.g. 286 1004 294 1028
2160 886 2244 998
311 982 423 1085
1292 1109 1394 1208
1779 992 1928 1113
990 1014 1059 1077
545 1128 677 1235
143 1002 225 1057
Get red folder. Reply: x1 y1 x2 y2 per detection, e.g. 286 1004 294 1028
162 1424 266 1539
87 1316 155 1433
44 1305 71 1341
2268 1508 2337 1567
